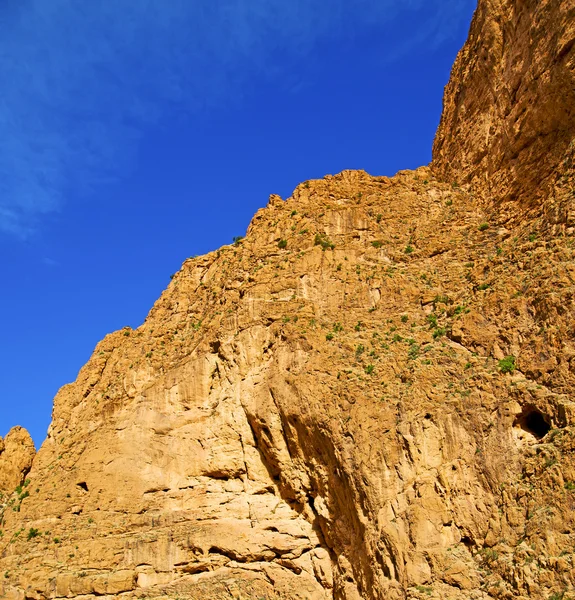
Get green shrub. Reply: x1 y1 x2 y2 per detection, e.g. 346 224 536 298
432 328 446 339
278 239 288 249
26 528 40 541
478 223 489 231
498 356 516 374
404 245 414 254
365 364 375 375
314 233 335 251
401 315 408 323
326 333 334 341
427 314 438 328
371 240 383 249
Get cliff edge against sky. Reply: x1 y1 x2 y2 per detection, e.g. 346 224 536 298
1 0 574 599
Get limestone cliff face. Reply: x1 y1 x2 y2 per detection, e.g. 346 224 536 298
432 0 575 217
0 427 35 495
2 1 575 599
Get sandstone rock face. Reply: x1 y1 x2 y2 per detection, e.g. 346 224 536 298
2 1 575 599
0 427 35 495
432 0 575 216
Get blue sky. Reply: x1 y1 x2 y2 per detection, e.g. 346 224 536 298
0 0 477 447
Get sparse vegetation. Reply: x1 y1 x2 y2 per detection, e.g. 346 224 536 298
478 222 489 231
498 355 516 374
277 239 288 249
314 233 335 250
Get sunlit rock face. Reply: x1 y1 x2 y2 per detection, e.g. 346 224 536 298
0 427 35 495
432 0 575 219
1 1 574 599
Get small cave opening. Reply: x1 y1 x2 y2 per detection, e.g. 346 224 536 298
514 407 551 440
76 482 89 492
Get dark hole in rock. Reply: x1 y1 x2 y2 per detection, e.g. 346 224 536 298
461 536 474 548
514 407 551 439
77 482 88 492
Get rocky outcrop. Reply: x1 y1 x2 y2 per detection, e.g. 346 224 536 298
432 0 575 217
2 167 574 599
0 427 35 495
1 1 575 599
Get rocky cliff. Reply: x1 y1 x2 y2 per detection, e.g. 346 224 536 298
432 0 575 218
1 0 574 599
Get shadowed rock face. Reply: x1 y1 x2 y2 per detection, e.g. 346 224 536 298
432 0 575 217
1 1 575 599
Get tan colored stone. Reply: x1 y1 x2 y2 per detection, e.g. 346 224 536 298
0 426 35 494
0 2 574 599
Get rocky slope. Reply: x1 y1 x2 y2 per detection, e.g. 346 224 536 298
1 0 574 599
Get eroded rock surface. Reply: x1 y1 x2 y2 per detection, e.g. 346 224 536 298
1 0 575 599
0 427 35 495
433 0 575 216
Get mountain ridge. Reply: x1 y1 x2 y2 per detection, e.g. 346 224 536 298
1 0 574 598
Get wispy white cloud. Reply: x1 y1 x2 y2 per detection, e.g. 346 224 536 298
0 0 475 237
